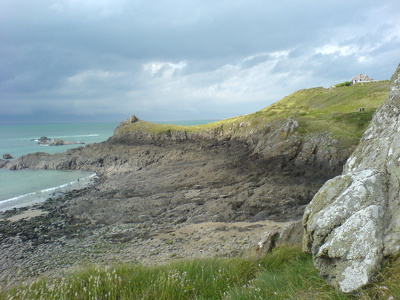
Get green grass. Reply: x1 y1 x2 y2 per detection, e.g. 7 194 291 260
240 81 389 147
225 247 353 300
1 257 258 300
2 245 400 299
116 81 389 149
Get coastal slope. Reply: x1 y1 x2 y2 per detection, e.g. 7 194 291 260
0 80 389 285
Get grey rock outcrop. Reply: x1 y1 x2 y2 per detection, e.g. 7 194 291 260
0 159 8 168
38 136 51 144
303 64 400 293
36 136 85 146
110 116 349 178
3 153 13 159
48 139 85 146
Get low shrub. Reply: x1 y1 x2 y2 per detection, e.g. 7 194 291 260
335 81 353 87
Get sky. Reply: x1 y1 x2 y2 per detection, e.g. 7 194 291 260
1 0 400 124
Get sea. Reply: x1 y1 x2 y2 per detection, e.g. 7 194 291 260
0 120 216 212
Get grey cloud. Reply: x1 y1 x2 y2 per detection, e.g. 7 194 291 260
2 1 368 60
1 0 399 123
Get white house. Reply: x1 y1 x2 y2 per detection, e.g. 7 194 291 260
351 74 374 84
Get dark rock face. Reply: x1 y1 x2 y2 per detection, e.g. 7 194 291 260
110 118 349 178
303 64 400 293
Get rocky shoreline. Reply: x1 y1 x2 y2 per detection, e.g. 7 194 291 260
0 113 352 287
0 189 301 288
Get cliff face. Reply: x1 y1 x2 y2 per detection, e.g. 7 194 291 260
303 64 400 293
109 115 350 178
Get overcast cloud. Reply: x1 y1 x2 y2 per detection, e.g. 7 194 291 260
1 0 399 124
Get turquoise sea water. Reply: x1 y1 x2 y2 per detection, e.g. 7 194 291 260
0 123 118 211
0 120 217 211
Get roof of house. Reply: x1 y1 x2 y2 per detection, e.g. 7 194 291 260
351 74 374 82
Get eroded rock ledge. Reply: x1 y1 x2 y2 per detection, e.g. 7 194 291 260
303 63 400 293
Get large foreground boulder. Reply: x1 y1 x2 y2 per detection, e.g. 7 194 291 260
303 63 400 293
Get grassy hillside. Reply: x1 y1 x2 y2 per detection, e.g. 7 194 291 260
117 81 389 148
256 81 389 146
2 245 399 299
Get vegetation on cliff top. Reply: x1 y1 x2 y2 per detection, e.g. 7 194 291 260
115 81 389 148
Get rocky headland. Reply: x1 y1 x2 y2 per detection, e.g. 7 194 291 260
0 79 390 287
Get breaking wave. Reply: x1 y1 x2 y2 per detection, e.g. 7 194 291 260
0 173 97 212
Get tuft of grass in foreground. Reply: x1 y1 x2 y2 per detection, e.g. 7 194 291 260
2 246 400 299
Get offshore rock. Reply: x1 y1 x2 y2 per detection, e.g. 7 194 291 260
3 153 13 159
38 136 51 144
303 63 400 293
37 137 85 146
47 139 85 146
